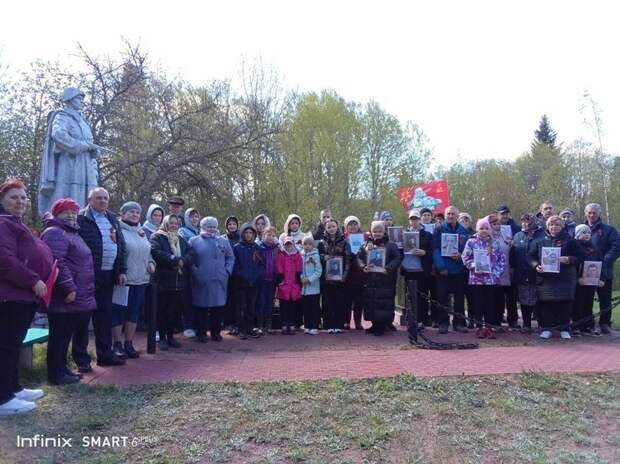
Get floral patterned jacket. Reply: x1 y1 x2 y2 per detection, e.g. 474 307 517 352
462 235 506 285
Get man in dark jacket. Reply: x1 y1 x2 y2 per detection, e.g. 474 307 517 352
432 206 470 333
560 208 577 237
497 204 521 237
311 209 332 241
584 203 620 334
74 187 127 369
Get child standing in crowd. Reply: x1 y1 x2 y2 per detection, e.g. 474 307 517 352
150 214 191 351
528 216 584 340
189 217 234 343
280 214 305 247
462 218 506 339
142 204 164 239
511 213 545 333
256 227 279 335
319 218 351 333
223 216 241 334
311 209 332 241
253 214 272 241
358 221 402 336
233 223 263 340
343 216 366 330
301 236 322 334
572 224 603 335
276 237 303 334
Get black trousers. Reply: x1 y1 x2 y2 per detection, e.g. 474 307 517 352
343 283 363 328
436 273 467 328
405 273 432 325
494 285 518 326
72 270 115 364
182 287 196 331
472 286 495 328
301 294 321 330
0 302 37 404
157 289 185 341
539 300 571 331
279 299 298 328
520 304 535 329
573 285 596 330
597 279 614 326
465 284 475 323
194 306 224 338
47 311 92 382
323 284 347 330
235 286 258 335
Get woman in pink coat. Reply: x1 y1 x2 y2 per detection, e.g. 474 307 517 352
276 237 303 334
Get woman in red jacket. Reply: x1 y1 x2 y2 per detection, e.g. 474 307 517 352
0 178 54 416
276 237 303 334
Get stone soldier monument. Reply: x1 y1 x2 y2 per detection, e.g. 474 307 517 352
38 87 101 216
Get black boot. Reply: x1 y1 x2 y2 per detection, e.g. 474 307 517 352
112 342 128 359
124 341 140 358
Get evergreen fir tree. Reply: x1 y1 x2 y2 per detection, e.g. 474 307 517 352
533 114 557 148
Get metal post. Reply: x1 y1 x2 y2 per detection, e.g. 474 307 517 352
406 280 418 343
146 283 157 354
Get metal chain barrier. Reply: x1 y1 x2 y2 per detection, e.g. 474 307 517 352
404 279 620 350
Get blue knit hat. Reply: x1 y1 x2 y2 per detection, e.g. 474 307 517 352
120 201 142 215
379 210 393 221
200 216 218 229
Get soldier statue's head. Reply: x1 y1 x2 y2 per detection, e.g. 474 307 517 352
62 87 85 111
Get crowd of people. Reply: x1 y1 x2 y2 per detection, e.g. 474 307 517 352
1 177 619 416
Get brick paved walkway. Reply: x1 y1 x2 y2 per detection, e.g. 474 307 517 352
84 328 620 385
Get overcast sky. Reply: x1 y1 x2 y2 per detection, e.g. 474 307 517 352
1 0 618 166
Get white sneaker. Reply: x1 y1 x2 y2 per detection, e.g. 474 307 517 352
155 331 160 342
327 329 335 334
15 388 44 402
0 398 36 416
539 330 552 339
310 329 319 335
335 328 343 333
304 328 311 334
183 329 196 338
560 331 572 340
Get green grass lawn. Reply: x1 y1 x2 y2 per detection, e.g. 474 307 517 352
1 372 618 464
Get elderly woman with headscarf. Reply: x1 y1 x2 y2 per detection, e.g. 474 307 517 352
142 204 164 240
150 214 191 351
188 217 235 343
0 178 54 416
42 198 96 385
357 220 402 336
110 202 155 359
528 215 584 340
511 213 545 333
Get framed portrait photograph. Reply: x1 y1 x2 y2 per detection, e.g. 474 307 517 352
366 248 386 272
441 233 459 257
403 231 420 254
500 225 513 241
541 246 561 273
388 226 404 248
348 233 364 255
473 249 491 274
325 256 344 281
581 261 602 286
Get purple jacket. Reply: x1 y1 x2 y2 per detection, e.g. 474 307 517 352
0 209 54 305
41 218 96 313
462 235 506 285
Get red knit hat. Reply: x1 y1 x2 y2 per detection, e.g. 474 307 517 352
51 198 80 217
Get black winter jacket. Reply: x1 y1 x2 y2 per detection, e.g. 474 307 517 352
527 230 584 301
77 207 127 280
149 233 191 291
587 219 620 280
400 228 433 278
317 230 351 285
511 228 545 285
357 238 402 323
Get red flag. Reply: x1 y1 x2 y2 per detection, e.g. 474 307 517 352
397 180 450 214
43 260 59 308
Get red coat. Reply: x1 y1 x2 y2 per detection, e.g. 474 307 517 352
276 251 303 301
